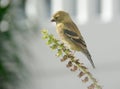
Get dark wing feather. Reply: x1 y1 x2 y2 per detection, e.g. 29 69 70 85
64 29 87 48
64 29 78 36
64 29 95 68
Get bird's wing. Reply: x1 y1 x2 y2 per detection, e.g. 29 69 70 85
64 23 95 68
64 29 87 48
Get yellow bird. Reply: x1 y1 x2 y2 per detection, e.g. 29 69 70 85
51 11 95 68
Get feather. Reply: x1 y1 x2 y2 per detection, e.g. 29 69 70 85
64 29 87 48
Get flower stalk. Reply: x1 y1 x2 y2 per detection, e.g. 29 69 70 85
41 29 102 89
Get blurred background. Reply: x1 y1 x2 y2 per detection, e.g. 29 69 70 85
0 0 120 89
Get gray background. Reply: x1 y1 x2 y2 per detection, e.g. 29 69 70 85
21 0 120 89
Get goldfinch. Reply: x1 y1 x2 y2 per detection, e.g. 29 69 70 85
51 11 95 68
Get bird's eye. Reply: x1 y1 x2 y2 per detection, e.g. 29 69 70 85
55 16 58 19
55 15 59 19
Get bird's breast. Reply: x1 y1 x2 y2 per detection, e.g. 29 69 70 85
56 23 65 38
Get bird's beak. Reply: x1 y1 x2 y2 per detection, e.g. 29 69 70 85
51 17 55 22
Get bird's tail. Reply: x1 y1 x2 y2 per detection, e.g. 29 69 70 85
83 49 95 68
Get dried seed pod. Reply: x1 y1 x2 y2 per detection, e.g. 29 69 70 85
66 61 72 68
68 54 74 59
75 59 80 64
73 65 78 71
70 65 78 71
88 84 95 89
61 55 68 62
82 77 89 83
78 71 85 78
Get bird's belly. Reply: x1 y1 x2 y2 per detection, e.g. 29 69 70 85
61 36 81 51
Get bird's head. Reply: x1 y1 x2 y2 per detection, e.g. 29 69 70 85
51 11 71 23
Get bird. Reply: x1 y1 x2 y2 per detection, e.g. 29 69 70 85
51 11 95 68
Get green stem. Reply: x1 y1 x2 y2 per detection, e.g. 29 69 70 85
41 30 102 89
70 57 101 89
